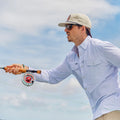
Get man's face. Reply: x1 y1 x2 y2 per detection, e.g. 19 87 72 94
64 24 83 44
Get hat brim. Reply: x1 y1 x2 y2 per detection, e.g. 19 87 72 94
58 22 77 27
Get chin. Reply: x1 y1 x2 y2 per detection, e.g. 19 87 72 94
67 37 72 42
68 39 71 42
68 39 72 42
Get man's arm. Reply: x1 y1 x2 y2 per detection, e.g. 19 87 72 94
4 57 72 84
33 57 72 84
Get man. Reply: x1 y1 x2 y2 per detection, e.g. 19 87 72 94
5 13 120 120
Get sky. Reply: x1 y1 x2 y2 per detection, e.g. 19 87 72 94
0 0 120 120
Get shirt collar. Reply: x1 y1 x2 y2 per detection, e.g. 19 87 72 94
72 45 78 53
72 36 91 53
78 36 91 50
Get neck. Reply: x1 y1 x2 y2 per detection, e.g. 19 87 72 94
75 35 88 46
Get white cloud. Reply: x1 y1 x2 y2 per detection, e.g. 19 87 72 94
0 0 119 35
62 78 82 95
0 91 65 111
0 0 119 47
0 74 82 96
1 90 90 113
1 91 49 108
0 29 18 46
28 77 82 96
0 74 89 114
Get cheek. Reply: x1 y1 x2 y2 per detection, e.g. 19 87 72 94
71 30 77 36
72 31 80 38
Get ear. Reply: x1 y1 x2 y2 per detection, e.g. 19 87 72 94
81 26 86 31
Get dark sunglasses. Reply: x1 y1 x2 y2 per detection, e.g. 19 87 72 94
65 24 74 30
65 24 82 30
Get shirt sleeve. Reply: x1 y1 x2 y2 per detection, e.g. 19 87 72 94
99 41 120 67
32 56 72 84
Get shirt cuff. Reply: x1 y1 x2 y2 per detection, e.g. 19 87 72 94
29 67 49 83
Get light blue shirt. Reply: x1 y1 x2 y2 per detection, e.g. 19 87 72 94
34 36 120 120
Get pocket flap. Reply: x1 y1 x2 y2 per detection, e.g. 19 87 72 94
70 62 79 70
86 59 101 66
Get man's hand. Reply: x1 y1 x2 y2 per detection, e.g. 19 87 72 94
5 64 29 75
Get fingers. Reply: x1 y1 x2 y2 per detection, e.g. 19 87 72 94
5 64 24 75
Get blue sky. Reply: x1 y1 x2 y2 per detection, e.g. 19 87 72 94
0 0 120 120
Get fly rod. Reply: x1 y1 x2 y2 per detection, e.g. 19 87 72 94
0 67 41 74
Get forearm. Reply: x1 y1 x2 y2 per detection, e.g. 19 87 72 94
30 58 72 84
31 66 72 84
4 56 72 83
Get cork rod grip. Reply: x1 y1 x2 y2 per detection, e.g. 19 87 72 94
19 69 27 73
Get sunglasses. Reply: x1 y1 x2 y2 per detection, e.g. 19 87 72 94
65 24 74 30
65 24 82 30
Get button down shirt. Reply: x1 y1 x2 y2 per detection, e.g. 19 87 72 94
34 36 120 120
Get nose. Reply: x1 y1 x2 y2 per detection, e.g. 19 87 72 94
64 27 68 32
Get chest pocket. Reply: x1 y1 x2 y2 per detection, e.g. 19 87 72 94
86 59 102 66
85 59 102 82
85 59 102 77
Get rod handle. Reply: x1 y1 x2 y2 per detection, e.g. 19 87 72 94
19 69 41 74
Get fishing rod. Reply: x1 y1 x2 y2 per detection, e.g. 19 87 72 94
0 67 41 74
0 67 41 87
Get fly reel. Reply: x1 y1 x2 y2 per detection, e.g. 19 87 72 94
22 72 35 86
